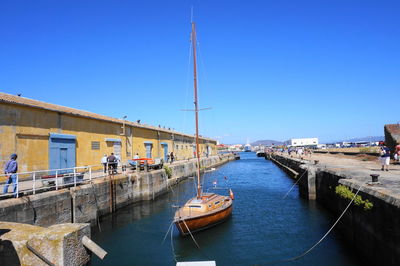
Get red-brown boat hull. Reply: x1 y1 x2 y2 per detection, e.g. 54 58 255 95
174 203 233 236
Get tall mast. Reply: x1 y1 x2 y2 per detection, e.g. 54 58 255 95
191 22 202 199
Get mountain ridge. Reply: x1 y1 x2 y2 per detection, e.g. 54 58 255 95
250 140 284 146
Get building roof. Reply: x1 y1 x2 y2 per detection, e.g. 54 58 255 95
385 124 400 135
0 92 215 142
385 124 400 142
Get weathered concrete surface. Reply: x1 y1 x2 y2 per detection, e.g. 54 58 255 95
268 152 400 266
267 154 315 200
0 154 234 227
385 123 400 155
0 222 90 266
0 189 72 226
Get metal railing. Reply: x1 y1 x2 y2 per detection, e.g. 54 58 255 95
0 155 224 199
0 163 128 199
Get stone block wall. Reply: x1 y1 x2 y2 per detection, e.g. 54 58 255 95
0 190 71 226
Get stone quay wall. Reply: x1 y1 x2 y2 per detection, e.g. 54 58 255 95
267 154 400 266
0 154 234 226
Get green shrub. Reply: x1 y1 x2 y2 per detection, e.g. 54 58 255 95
335 185 373 210
164 165 173 179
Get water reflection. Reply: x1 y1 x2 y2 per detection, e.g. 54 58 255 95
92 153 362 266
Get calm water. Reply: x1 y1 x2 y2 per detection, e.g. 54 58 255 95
92 152 362 265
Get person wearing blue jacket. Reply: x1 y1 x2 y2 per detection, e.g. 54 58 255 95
3 153 18 196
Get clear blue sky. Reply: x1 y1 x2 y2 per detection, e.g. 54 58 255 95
1 0 399 144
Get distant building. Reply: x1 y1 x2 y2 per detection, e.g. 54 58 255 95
228 144 243 151
284 138 318 147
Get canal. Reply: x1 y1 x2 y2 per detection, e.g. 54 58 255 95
92 152 362 265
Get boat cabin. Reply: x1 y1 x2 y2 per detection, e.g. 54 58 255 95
183 193 227 213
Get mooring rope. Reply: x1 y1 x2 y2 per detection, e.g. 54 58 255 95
162 220 175 245
182 219 200 249
282 167 308 199
260 183 364 265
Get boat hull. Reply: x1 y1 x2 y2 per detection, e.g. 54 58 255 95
174 202 233 236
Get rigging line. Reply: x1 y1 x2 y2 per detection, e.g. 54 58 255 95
282 167 308 199
170 224 178 263
260 183 364 265
162 220 175 244
181 39 193 134
197 39 218 149
182 219 201 249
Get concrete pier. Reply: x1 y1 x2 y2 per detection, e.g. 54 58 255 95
267 152 400 265
0 222 90 265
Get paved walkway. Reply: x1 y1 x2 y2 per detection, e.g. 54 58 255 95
278 152 400 203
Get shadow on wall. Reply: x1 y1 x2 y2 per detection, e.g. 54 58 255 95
0 229 20 265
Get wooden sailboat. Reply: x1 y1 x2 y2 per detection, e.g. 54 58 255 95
174 22 234 236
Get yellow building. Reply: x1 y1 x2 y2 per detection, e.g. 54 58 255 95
0 93 217 173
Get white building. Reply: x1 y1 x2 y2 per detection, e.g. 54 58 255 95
284 138 319 147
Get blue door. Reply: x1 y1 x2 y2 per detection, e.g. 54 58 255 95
145 143 152 158
60 148 68 169
49 133 76 173
162 144 168 161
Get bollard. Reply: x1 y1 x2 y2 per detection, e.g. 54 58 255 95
370 174 379 183
82 236 107 260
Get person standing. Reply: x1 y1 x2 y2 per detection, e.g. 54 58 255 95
133 153 140 167
170 152 174 164
3 154 18 196
395 143 400 164
297 147 303 158
101 154 108 173
380 145 391 171
107 153 117 174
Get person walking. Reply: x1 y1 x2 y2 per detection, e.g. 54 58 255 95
3 153 18 196
380 144 391 171
101 154 108 173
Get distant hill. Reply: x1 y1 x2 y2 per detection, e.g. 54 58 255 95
251 140 283 146
326 136 384 144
